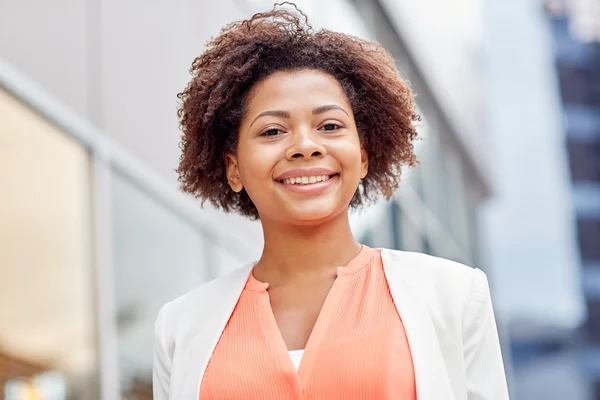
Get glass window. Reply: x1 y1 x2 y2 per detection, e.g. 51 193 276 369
365 206 394 249
573 182 600 218
111 171 213 397
418 118 452 234
586 299 600 346
564 104 600 140
390 201 403 250
582 263 600 300
443 148 471 254
577 217 600 261
399 210 424 253
568 138 600 182
0 89 98 399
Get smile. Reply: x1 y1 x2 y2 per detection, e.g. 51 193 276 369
276 174 339 195
281 175 332 185
274 167 339 195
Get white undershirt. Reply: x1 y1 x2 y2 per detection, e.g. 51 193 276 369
288 349 304 371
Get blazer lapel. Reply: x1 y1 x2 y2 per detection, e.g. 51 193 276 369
173 264 253 399
381 249 456 400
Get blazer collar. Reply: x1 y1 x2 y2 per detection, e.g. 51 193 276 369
381 249 456 400
175 263 254 399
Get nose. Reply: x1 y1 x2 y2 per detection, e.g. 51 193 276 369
285 128 327 160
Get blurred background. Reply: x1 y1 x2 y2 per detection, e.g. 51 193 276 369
0 0 598 398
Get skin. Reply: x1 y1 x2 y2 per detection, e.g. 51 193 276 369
226 69 368 350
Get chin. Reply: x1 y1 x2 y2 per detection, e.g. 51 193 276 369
284 204 346 226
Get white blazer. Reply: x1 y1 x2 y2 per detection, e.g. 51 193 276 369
153 249 510 400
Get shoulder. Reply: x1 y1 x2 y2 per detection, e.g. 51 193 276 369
380 248 490 315
157 263 253 339
380 248 481 287
152 263 253 398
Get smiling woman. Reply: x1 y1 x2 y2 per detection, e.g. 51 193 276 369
153 5 509 400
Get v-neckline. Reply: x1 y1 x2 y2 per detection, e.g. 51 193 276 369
255 269 351 385
247 245 375 383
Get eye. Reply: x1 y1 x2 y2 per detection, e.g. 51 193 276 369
260 128 282 137
321 123 342 132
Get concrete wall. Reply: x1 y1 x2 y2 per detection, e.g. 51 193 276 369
0 0 266 255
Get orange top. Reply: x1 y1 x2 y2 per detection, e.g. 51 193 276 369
200 246 416 399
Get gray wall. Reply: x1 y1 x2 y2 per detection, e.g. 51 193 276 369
0 0 243 184
0 0 265 249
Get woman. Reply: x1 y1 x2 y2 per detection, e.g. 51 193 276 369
153 6 509 400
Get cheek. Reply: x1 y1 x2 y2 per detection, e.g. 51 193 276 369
335 141 364 172
237 146 277 186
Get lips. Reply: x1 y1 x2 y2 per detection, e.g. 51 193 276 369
275 169 339 195
274 167 337 182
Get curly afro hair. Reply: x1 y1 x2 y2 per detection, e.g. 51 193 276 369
176 4 419 220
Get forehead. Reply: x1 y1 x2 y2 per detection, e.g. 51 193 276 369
244 69 351 113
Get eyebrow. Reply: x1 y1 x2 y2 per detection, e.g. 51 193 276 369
249 104 349 128
312 104 349 117
249 110 290 129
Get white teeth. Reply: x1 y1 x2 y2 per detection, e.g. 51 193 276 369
282 175 332 185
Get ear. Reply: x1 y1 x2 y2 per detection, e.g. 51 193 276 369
360 146 368 179
225 153 244 193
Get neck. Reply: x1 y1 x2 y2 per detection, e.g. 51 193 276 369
254 210 361 285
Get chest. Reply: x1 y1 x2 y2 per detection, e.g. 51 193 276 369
268 279 334 351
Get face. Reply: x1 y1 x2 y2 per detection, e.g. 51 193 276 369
226 69 368 225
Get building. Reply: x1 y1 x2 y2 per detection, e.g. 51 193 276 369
546 0 600 398
348 0 491 266
0 0 492 398
478 0 588 399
